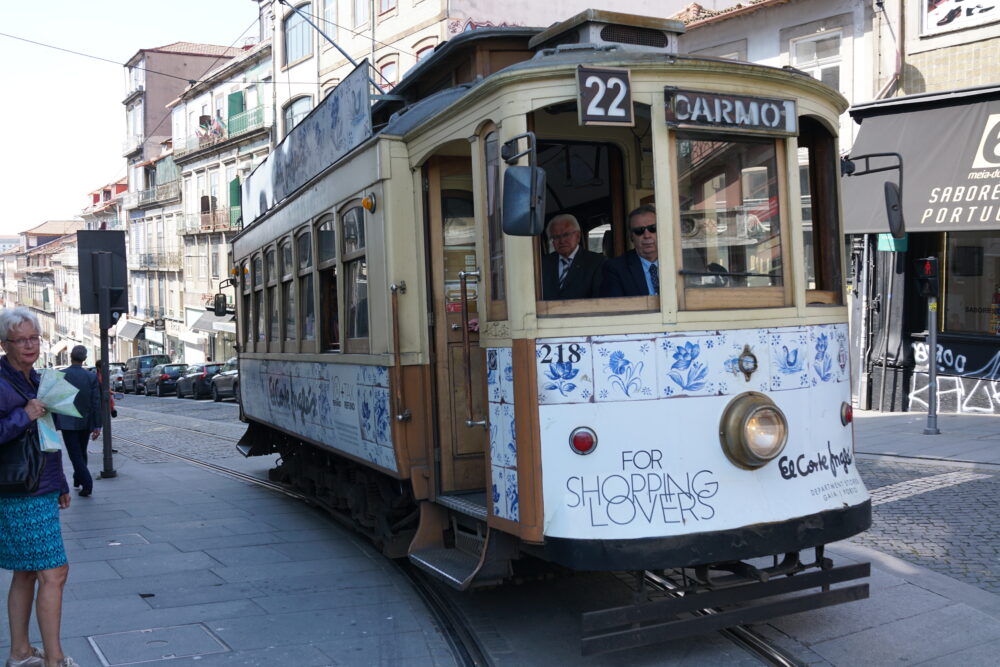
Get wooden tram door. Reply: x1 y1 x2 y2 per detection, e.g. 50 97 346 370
427 157 488 495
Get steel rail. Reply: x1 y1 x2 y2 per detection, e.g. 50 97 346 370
111 432 487 666
643 570 804 667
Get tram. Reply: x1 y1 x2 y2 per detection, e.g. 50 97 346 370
230 9 873 651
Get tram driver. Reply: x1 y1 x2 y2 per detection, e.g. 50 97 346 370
541 214 606 300
600 205 660 297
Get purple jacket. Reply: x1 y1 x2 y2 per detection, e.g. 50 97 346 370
0 356 69 497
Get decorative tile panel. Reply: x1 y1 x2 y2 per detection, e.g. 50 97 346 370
593 338 657 402
767 328 810 391
488 347 518 523
536 338 595 405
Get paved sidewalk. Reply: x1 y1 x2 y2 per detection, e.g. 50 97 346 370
0 452 456 667
761 409 1000 665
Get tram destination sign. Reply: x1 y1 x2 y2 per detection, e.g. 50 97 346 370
577 66 634 127
664 88 797 136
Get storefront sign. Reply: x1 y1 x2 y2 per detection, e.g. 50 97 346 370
665 89 797 135
922 0 999 36
843 92 1000 234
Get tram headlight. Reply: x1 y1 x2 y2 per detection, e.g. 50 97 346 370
719 392 788 469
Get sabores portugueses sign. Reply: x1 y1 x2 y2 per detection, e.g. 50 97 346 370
665 88 798 136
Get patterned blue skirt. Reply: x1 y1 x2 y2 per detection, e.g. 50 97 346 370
0 493 67 571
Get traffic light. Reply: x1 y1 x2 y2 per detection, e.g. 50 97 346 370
915 256 939 298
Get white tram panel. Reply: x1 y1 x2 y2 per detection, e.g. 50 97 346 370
240 358 397 472
535 324 867 541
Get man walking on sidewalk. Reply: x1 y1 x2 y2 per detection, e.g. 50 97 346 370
55 345 101 497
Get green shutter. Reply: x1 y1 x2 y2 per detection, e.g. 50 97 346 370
229 177 241 207
228 91 245 120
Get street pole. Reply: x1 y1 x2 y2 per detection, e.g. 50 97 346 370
924 295 941 435
96 252 118 477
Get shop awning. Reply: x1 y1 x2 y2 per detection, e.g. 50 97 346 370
117 318 145 340
49 340 70 356
190 310 235 334
842 86 1000 235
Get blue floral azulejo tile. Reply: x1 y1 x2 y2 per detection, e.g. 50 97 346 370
768 329 810 391
720 333 769 393
594 338 656 402
491 467 519 521
488 402 517 468
497 347 514 405
536 338 594 405
487 348 502 403
373 387 392 447
357 385 376 442
657 334 722 397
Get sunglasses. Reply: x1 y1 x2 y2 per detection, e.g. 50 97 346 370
630 224 657 236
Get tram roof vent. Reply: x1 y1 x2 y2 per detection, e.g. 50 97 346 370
528 9 684 54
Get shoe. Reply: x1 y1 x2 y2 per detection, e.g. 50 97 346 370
938 6 962 24
53 659 78 667
78 490 92 497
5 646 44 667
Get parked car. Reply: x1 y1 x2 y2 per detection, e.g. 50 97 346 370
144 363 188 396
176 362 225 399
122 354 171 394
211 357 239 402
107 362 126 391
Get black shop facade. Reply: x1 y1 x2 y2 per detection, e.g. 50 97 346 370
843 85 1000 414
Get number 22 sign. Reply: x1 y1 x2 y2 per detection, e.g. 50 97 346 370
577 66 634 127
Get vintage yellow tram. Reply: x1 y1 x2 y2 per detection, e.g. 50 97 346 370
231 9 871 650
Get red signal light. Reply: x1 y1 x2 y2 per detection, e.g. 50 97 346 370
569 427 598 455
841 402 853 426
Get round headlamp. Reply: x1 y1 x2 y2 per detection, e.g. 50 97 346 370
719 392 788 469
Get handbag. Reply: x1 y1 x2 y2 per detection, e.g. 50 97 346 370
0 378 46 495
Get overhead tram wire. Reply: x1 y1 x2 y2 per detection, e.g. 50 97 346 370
277 0 391 92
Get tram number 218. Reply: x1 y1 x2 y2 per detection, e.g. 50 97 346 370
577 66 634 127
538 343 584 365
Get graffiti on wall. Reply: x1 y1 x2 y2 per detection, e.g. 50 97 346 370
909 343 1000 414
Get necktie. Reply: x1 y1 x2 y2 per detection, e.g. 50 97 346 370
648 263 659 295
559 257 571 289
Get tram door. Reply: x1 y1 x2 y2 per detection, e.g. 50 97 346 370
427 157 488 495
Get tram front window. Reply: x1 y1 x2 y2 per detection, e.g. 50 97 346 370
676 133 782 292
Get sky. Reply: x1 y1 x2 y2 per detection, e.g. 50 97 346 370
0 0 262 237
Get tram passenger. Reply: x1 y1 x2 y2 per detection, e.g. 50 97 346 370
600 204 659 297
541 214 605 300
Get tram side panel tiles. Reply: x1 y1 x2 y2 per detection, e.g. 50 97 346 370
241 358 397 472
487 347 518 522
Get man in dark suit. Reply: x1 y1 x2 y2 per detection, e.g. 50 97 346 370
600 204 660 297
541 214 605 300
54 345 101 497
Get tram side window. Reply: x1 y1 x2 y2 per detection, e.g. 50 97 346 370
266 248 279 342
253 254 265 346
298 231 315 341
483 128 507 320
282 240 295 341
317 215 340 351
798 116 843 304
240 261 251 347
676 132 785 309
342 205 369 352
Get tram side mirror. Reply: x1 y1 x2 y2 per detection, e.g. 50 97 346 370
884 181 905 239
213 293 227 317
502 166 546 236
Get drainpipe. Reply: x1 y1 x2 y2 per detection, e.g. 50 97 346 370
874 0 904 99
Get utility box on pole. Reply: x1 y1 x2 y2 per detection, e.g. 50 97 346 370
77 230 128 479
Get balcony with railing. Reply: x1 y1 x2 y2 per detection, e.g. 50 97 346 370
179 209 242 234
174 106 269 158
122 134 143 156
137 180 181 207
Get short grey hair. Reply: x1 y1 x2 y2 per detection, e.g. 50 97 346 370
70 345 88 362
0 307 41 342
546 213 581 235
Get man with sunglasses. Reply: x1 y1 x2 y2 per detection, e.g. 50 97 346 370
600 204 660 297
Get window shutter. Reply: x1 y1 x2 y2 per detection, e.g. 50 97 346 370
229 177 241 208
228 91 245 120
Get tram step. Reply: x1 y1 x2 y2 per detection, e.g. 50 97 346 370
409 546 483 589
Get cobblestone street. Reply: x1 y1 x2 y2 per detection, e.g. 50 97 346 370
855 457 1000 594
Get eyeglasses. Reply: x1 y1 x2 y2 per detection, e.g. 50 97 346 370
5 336 41 348
630 224 657 236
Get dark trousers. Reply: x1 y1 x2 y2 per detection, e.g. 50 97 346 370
62 429 93 494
